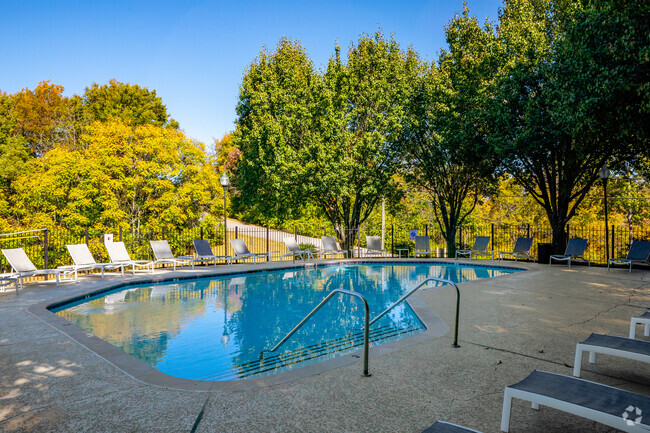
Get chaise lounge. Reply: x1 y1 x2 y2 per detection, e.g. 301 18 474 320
455 236 492 260
193 239 231 266
64 243 125 280
573 333 650 377
1 247 69 287
365 236 386 258
105 241 154 274
320 236 348 258
549 238 590 268
497 237 534 262
414 236 433 258
630 312 650 339
501 370 650 432
230 239 274 264
608 240 650 272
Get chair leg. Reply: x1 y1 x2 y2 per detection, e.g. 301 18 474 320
500 389 513 432
573 346 583 377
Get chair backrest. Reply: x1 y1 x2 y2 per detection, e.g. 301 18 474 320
321 236 339 252
67 244 97 266
230 239 251 255
1 248 38 272
415 236 430 251
626 240 650 261
472 236 491 251
512 237 534 254
283 237 300 252
150 240 175 260
366 236 383 251
564 238 588 256
193 239 214 257
105 241 132 262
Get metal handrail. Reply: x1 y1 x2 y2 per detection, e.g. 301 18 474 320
368 276 461 348
261 288 371 377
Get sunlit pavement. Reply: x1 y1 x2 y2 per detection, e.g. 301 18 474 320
1 259 648 432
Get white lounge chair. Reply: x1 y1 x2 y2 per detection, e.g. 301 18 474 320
320 236 348 258
63 244 125 281
193 239 231 266
573 333 650 377
630 311 650 339
150 240 194 271
1 248 68 287
549 238 590 267
608 240 650 272
281 237 315 262
0 273 19 292
229 239 274 264
422 421 483 433
497 237 534 262
455 236 492 260
104 241 154 274
415 236 433 258
501 370 650 432
365 236 386 258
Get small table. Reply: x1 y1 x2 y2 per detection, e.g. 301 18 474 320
397 248 409 258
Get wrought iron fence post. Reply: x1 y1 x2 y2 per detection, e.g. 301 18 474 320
266 226 270 261
294 225 297 241
119 226 123 242
85 226 89 245
611 225 615 262
391 224 394 256
235 226 238 239
491 223 495 251
200 226 204 240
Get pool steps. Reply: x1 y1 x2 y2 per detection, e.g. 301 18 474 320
202 323 422 381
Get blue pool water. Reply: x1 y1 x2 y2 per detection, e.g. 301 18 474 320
53 262 519 381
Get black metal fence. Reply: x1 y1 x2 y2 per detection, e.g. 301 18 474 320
1 221 648 274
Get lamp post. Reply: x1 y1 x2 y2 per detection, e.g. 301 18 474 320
220 172 230 256
599 165 610 263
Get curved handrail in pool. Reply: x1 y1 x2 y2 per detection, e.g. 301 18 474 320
261 288 372 377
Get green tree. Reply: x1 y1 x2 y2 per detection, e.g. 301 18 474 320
486 0 645 249
233 34 413 249
82 79 179 129
404 7 499 257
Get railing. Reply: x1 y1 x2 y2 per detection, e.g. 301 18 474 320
261 289 371 377
368 277 461 348
1 221 649 274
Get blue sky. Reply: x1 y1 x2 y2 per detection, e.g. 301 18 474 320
1 0 503 147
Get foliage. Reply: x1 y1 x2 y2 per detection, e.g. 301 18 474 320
485 0 647 249
403 7 499 256
12 120 221 234
12 80 72 156
82 79 179 129
233 34 414 249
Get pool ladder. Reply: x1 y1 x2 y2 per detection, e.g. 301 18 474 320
259 277 461 377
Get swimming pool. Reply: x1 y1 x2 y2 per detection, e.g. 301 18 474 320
53 262 520 381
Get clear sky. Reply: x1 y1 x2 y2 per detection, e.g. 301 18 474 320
1 0 503 147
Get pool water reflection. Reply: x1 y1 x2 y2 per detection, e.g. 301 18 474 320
54 263 519 381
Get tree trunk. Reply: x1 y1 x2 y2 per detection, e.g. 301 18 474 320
445 225 457 258
550 219 568 254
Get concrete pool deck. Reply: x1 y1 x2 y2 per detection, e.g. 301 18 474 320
1 259 648 432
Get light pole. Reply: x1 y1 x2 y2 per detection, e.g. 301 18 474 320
220 172 230 256
599 165 610 263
